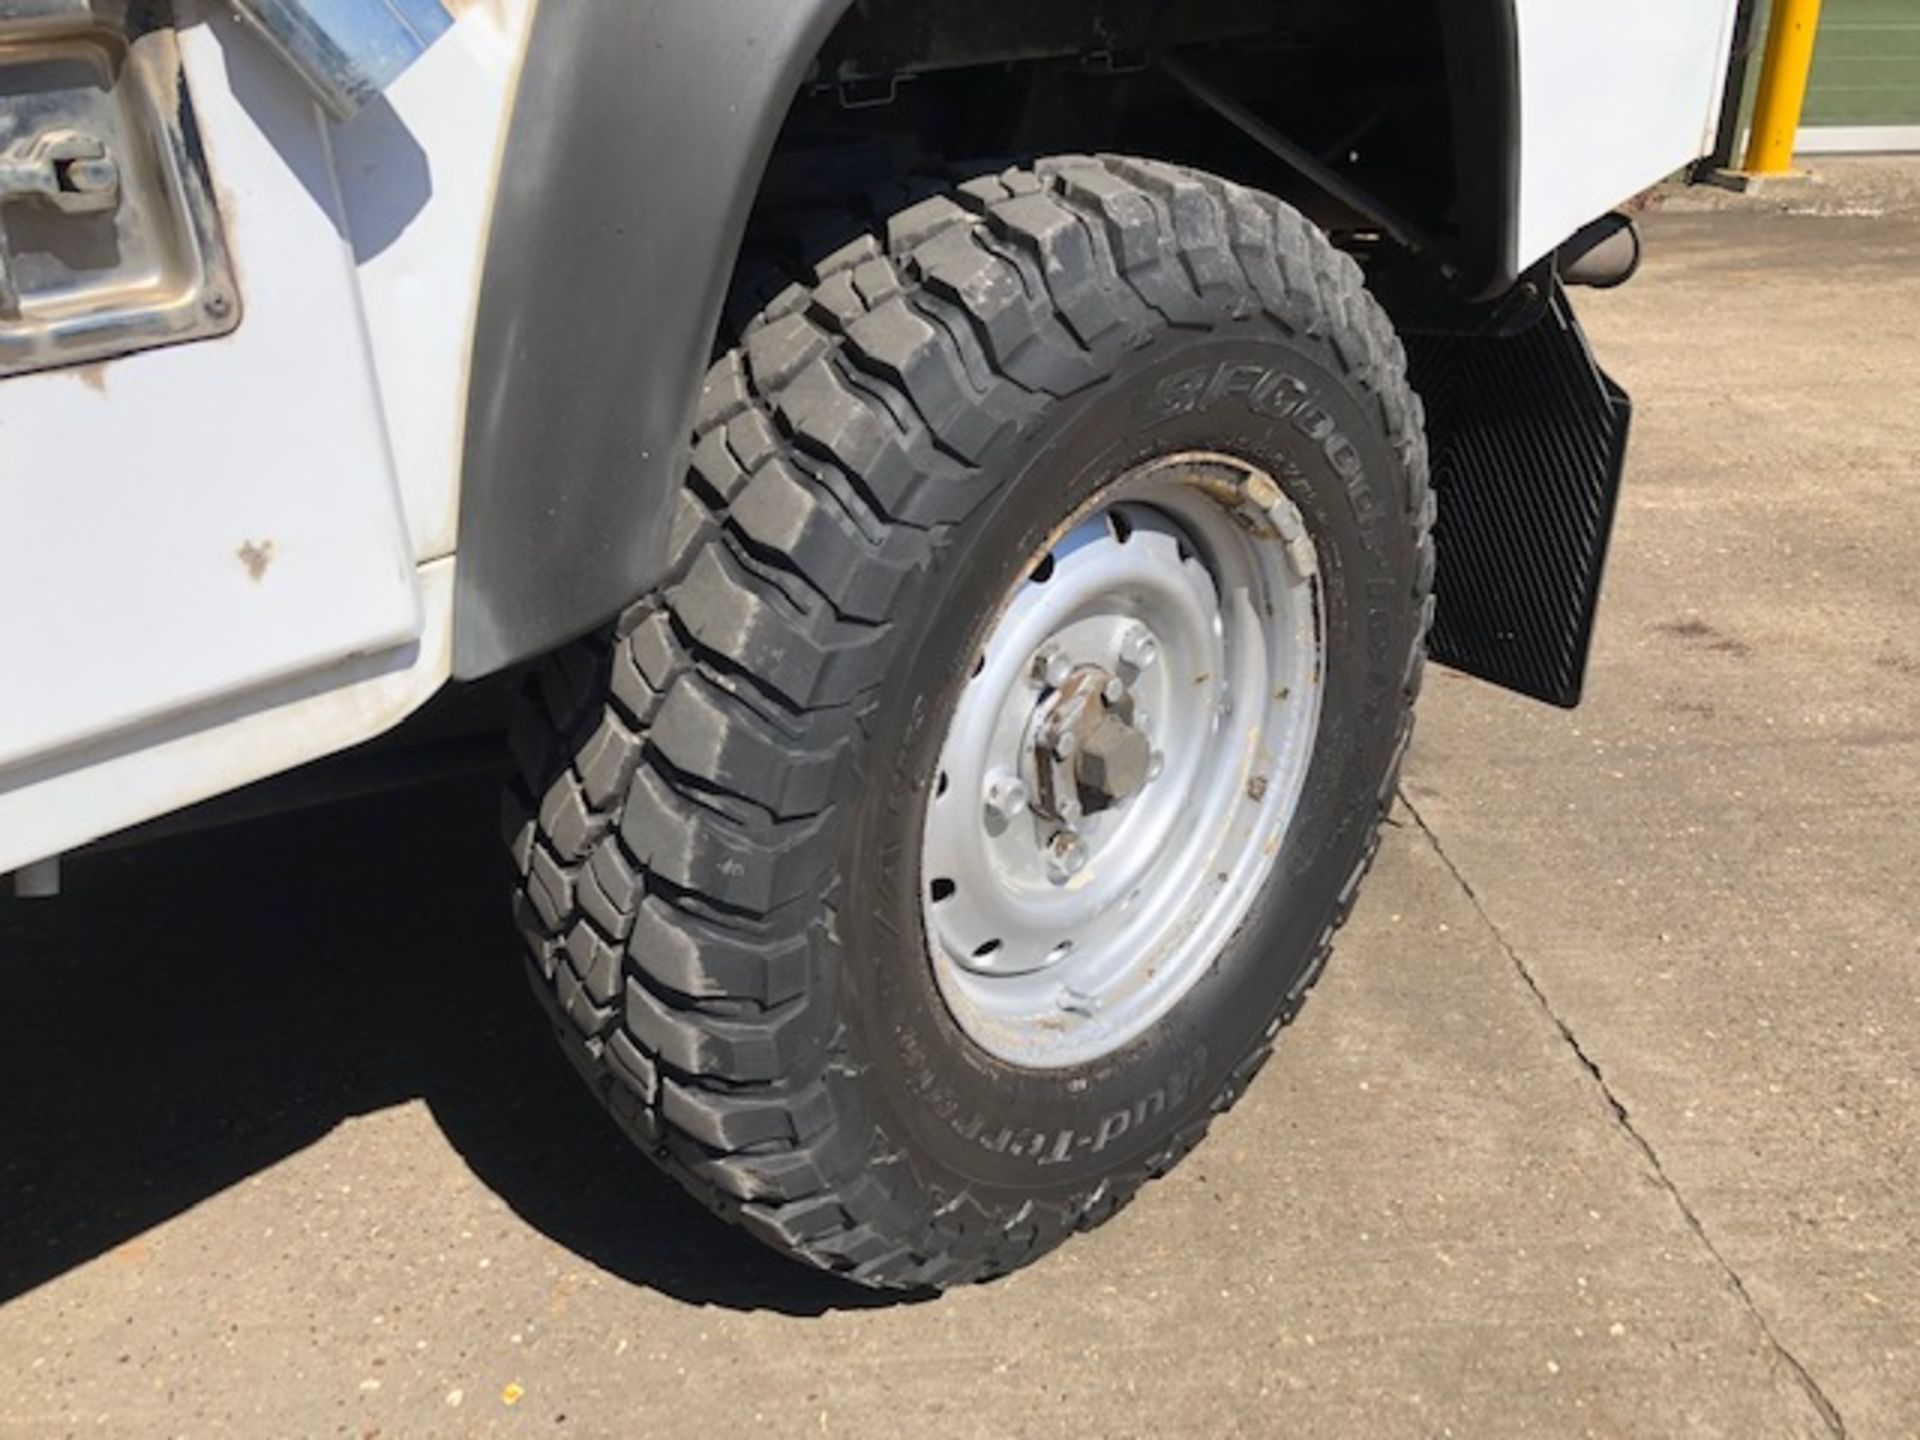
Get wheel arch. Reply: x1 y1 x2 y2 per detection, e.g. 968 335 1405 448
453 0 856 679
453 0 1519 680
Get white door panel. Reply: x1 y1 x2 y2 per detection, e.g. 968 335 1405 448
332 1 534 563
1515 0 1742 267
0 11 419 774
0 559 453 875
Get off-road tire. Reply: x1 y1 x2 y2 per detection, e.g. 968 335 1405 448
504 155 1433 1289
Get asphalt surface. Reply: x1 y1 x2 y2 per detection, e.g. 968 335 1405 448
4 179 1917 1438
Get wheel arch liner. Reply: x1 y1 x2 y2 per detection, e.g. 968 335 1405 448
452 0 855 678
453 0 1527 678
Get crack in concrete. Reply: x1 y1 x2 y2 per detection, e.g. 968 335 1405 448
1398 791 1848 1440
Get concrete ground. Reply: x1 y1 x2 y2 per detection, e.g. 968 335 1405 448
3 178 1917 1439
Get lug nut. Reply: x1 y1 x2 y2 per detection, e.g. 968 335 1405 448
1033 645 1072 689
983 772 1028 824
1118 626 1157 673
1046 832 1089 881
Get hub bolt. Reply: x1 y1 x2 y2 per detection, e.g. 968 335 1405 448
1046 832 1089 881
983 772 1028 824
1102 675 1126 705
1033 645 1073 689
1118 626 1158 673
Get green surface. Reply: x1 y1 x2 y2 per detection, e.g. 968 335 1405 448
1806 0 1920 125
1768 0 1920 128
1735 0 1920 135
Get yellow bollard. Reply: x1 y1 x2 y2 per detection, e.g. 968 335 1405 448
1742 0 1824 175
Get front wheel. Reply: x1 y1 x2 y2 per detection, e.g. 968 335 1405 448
506 155 1432 1289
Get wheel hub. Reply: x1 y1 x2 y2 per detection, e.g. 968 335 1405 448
920 452 1326 1068
1024 659 1153 823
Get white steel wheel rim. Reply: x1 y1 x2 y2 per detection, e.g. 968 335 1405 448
920 452 1326 1068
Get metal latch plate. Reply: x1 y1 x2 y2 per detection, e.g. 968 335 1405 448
0 3 238 378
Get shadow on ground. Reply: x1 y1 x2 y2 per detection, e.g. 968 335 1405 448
0 776 907 1317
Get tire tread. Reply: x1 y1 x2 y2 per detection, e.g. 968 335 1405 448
511 156 1434 1287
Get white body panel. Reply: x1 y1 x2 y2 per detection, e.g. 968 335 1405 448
332 5 533 561
0 4 529 870
0 14 420 775
0 561 453 873
1512 0 1743 269
0 0 1737 872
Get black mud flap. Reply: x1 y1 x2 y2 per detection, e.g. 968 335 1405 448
1405 280 1631 708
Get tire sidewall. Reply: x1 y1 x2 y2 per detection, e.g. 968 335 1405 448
838 316 1420 1205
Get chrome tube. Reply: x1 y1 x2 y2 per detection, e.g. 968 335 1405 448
228 0 452 120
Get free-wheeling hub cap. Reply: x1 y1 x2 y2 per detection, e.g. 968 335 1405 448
921 451 1327 1068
